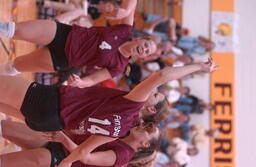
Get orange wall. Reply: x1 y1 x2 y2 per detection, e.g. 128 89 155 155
210 0 236 167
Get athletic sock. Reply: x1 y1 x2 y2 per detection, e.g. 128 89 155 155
0 21 15 38
0 60 21 76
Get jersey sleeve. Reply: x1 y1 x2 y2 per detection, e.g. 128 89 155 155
107 65 125 78
112 146 134 167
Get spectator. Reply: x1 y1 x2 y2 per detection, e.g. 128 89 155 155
153 151 171 167
159 108 190 129
166 137 198 166
190 125 219 147
174 95 212 115
143 14 189 42
181 124 219 147
160 85 190 104
176 35 215 56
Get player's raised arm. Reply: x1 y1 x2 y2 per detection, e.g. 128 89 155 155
124 58 217 102
106 0 137 25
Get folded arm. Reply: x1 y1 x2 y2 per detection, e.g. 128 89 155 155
106 0 137 25
68 68 112 88
57 135 117 167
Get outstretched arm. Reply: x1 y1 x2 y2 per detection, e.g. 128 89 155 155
124 58 217 102
106 0 137 25
68 68 112 88
57 135 117 167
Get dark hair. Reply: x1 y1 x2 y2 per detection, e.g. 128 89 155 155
129 157 156 167
130 149 155 162
129 138 160 166
141 36 153 41
142 98 169 125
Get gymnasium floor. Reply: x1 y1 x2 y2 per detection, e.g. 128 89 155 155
0 0 37 80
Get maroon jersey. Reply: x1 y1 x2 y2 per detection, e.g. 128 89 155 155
65 24 132 77
60 85 144 138
69 137 134 167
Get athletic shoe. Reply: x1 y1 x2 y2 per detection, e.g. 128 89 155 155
0 22 15 38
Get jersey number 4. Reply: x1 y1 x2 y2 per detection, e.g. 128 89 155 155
99 41 112 50
87 118 111 135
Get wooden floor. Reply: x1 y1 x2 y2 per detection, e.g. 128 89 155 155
0 0 38 80
137 0 183 24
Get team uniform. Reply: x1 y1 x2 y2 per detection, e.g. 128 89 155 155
48 22 132 77
21 82 144 138
74 140 134 167
60 85 144 138
21 83 142 166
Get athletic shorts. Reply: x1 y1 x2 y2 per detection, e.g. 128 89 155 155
47 22 72 71
20 82 64 131
44 142 67 167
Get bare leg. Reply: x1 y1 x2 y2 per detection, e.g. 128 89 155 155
14 47 54 73
13 20 57 45
0 76 31 114
1 20 57 74
0 103 24 121
0 148 51 167
2 120 47 149
44 0 76 12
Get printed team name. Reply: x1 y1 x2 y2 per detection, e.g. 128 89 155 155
72 115 122 137
113 115 122 137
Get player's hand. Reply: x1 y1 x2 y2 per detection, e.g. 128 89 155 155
40 131 66 143
55 161 72 167
67 74 88 88
199 57 218 72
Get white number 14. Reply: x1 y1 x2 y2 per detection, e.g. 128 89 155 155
87 117 111 135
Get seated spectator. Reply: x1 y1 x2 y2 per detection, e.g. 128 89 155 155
181 124 219 147
159 85 190 104
154 161 182 167
190 125 219 147
166 137 198 166
159 108 190 129
153 151 172 167
143 14 189 42
176 35 215 56
173 95 212 115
